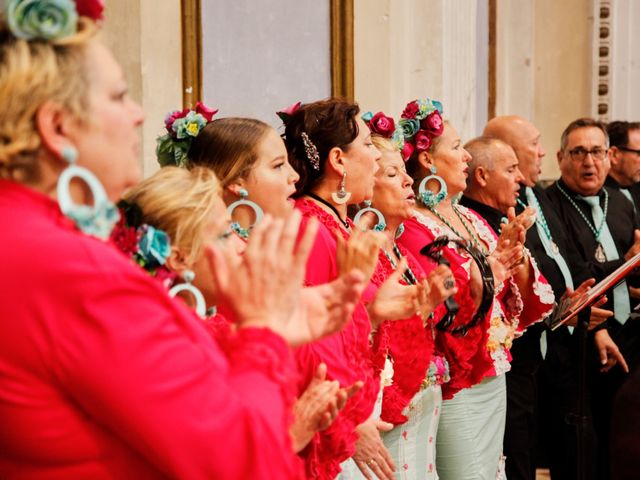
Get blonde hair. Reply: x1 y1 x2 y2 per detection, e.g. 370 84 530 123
0 18 96 180
371 135 398 155
123 166 222 265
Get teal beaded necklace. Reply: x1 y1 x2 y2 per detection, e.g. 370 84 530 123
382 243 419 285
516 196 559 254
556 182 609 241
429 205 486 254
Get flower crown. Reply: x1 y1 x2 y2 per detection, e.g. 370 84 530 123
110 200 176 289
156 102 218 168
361 111 406 157
397 98 444 160
3 0 104 41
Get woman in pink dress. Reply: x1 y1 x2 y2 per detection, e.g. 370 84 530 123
0 3 356 478
181 102 427 478
360 113 457 479
395 99 555 479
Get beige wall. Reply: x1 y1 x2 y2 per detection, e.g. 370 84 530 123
101 0 182 177
496 0 593 180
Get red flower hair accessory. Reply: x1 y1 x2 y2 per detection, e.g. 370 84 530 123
398 98 444 160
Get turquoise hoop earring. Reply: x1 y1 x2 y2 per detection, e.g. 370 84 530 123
169 270 207 318
417 166 447 208
353 200 386 232
227 188 264 240
56 145 120 240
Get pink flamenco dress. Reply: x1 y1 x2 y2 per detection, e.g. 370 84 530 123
0 180 304 479
294 198 384 480
398 206 554 480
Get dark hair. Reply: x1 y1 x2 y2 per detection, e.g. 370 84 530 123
188 117 272 188
560 118 609 151
607 120 640 148
283 98 360 195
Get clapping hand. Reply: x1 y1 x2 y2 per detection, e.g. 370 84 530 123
207 211 364 346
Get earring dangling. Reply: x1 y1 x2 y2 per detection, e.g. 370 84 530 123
331 171 352 205
353 200 386 232
227 188 264 240
56 145 120 240
417 165 447 208
169 270 207 318
395 223 405 239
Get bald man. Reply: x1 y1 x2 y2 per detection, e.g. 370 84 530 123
483 116 595 480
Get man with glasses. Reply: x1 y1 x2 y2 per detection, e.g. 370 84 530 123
606 121 640 211
546 118 640 480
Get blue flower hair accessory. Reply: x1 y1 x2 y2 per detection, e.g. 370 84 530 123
398 98 445 160
156 102 218 168
111 200 175 288
4 0 105 41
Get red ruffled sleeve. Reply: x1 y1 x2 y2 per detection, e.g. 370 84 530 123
369 247 441 425
398 215 493 400
293 199 381 480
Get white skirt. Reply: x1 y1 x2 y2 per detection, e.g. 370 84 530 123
435 374 507 480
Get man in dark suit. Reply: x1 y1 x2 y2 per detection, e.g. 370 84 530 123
546 118 640 480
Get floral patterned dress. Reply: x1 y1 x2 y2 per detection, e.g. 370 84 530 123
398 206 554 480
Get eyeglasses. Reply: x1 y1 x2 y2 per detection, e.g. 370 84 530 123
567 147 607 162
618 146 640 156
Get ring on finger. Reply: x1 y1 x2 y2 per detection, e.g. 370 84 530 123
443 277 455 289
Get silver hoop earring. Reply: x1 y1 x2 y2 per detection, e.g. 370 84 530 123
56 145 120 240
169 270 207 318
331 171 352 205
227 188 264 240
353 200 386 232
417 166 447 208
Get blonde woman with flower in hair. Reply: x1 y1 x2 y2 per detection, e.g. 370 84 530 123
355 110 458 479
395 99 555 479
116 165 367 454
0 1 364 477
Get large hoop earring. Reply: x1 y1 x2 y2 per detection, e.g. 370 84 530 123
417 166 447 208
353 200 386 232
331 171 352 205
227 188 264 240
169 270 207 318
56 145 120 240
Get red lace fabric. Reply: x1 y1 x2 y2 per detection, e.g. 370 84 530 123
371 246 441 425
398 209 553 400
399 215 497 400
294 198 382 480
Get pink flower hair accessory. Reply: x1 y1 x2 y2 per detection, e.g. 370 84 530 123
156 101 218 168
398 98 445 159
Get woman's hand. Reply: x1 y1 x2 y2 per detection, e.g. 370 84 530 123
337 228 384 285
417 264 458 318
352 418 397 480
290 363 363 452
207 211 363 346
367 258 422 327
